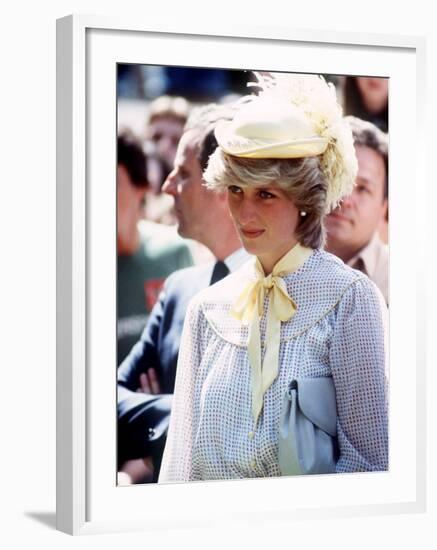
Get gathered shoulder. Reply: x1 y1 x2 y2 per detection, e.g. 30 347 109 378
311 250 386 306
277 250 377 339
307 249 366 286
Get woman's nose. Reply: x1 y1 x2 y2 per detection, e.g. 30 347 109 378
238 199 257 225
340 193 354 209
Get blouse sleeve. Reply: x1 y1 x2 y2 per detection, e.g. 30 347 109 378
158 298 205 483
329 277 389 473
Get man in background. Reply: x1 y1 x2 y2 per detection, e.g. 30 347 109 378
117 131 193 364
117 103 248 483
325 116 389 304
145 95 190 192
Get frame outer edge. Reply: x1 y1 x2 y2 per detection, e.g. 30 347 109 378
64 14 423 49
54 16 427 534
415 35 427 514
56 14 87 535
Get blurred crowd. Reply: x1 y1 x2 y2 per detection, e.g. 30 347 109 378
116 65 389 484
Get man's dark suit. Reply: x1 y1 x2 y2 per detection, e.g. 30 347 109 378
117 262 218 479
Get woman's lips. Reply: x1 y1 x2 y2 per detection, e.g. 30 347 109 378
240 228 265 238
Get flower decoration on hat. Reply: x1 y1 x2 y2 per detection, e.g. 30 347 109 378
214 71 358 213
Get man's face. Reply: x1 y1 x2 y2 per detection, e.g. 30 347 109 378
147 115 185 170
162 130 213 241
325 144 387 254
117 164 147 252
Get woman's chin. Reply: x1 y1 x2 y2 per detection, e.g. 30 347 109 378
241 240 261 255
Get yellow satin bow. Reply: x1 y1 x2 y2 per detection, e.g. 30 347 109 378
231 243 313 427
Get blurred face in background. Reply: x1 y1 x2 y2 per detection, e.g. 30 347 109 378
117 164 147 255
356 77 388 114
325 144 387 261
147 115 185 172
162 130 214 242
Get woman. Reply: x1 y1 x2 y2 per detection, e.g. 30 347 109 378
341 76 388 133
159 73 388 482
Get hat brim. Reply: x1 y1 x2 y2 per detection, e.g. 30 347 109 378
215 124 329 159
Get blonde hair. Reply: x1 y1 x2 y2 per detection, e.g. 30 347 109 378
148 95 190 124
204 149 328 248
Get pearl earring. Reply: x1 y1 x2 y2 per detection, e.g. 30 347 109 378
300 211 307 217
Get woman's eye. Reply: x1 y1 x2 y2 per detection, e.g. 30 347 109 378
228 185 242 194
259 190 275 199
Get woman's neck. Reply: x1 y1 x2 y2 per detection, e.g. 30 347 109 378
257 240 300 276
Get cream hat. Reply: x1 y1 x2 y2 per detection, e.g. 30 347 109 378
214 72 358 213
215 98 329 159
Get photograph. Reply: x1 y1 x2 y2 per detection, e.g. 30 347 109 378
115 65 390 486
53 11 430 537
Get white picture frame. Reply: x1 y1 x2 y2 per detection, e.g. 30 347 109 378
56 14 427 535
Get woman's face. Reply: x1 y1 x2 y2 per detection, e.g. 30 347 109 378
227 183 300 274
356 77 388 114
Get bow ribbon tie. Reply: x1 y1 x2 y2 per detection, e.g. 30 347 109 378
231 244 313 426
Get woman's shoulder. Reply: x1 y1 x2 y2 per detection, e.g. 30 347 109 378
282 249 368 305
280 250 384 338
300 249 365 284
306 249 385 302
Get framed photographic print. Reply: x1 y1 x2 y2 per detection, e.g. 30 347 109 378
56 14 426 535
